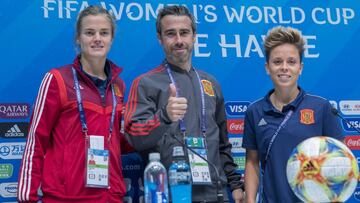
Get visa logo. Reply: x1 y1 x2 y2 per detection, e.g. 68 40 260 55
225 101 250 117
341 118 360 132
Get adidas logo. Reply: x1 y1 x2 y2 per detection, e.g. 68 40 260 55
5 124 24 137
303 160 316 172
302 160 319 176
258 118 267 126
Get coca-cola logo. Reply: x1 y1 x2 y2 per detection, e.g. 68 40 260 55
345 136 360 150
227 119 244 134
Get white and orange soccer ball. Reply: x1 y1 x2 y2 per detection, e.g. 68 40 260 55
286 136 359 202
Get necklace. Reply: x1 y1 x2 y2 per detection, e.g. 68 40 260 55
270 89 299 111
270 94 285 111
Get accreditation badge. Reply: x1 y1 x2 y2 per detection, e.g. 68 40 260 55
185 136 212 184
85 135 109 188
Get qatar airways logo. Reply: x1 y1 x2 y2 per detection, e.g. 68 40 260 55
225 101 250 117
227 119 244 134
344 136 360 150
0 103 30 119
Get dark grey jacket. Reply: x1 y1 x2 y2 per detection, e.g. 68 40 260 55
125 63 242 202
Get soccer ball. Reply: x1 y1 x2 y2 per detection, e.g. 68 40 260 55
286 136 359 202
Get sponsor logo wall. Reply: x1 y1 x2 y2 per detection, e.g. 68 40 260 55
0 104 30 119
0 164 13 179
0 123 29 138
0 182 17 198
337 101 360 201
345 136 360 150
227 119 244 134
1 1 360 202
225 102 249 172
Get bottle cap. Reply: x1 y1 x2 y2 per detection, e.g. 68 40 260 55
149 152 160 161
172 146 185 157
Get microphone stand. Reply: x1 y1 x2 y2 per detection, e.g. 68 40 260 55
331 107 360 134
171 134 224 203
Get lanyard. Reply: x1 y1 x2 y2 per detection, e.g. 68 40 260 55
264 110 293 163
71 67 117 141
164 61 207 136
260 109 293 202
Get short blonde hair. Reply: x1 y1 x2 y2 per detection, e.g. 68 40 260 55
264 26 305 62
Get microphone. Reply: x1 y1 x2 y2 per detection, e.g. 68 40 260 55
331 107 360 134
171 134 224 203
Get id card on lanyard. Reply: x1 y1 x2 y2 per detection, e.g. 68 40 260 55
86 147 109 187
85 135 109 188
186 136 212 184
72 68 117 188
165 61 212 185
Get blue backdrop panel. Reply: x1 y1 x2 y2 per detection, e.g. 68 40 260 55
1 1 360 202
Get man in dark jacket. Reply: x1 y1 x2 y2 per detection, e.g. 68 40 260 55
125 5 244 202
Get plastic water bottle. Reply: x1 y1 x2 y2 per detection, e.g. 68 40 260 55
144 152 168 203
168 146 192 203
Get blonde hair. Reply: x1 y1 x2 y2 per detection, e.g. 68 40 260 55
264 26 305 62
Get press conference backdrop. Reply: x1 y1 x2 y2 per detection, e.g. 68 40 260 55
1 1 360 202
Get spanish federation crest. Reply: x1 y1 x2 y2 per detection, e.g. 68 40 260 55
201 80 215 97
113 84 123 98
300 109 315 125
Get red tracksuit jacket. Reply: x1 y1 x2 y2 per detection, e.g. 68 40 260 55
18 57 132 203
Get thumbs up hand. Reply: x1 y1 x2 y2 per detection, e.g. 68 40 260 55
166 84 187 122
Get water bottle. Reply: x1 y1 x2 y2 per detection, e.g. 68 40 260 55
144 152 168 203
168 146 192 203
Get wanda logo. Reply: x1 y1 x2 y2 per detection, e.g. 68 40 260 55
345 136 360 150
227 119 244 134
